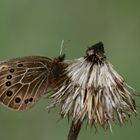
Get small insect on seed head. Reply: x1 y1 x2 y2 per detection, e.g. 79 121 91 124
85 42 106 64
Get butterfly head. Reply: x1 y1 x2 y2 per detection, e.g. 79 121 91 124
54 54 65 62
85 42 106 64
58 54 65 62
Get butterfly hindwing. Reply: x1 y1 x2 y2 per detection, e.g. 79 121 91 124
0 56 52 111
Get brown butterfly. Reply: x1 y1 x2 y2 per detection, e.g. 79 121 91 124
0 55 66 111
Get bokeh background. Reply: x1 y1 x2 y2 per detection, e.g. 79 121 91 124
0 0 140 140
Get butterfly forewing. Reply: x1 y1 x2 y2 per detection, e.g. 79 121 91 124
0 56 53 111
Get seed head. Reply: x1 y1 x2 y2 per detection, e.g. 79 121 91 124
48 42 137 131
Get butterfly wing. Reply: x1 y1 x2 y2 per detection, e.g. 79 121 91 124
0 56 52 111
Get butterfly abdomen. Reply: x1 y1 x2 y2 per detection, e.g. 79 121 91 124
49 54 68 89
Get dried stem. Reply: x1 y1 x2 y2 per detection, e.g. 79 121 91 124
68 121 82 140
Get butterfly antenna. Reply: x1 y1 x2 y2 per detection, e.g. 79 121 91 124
59 40 65 55
59 40 71 56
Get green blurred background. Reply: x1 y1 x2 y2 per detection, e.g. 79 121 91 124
0 0 140 140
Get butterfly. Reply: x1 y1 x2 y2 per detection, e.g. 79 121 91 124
0 42 137 131
0 54 67 110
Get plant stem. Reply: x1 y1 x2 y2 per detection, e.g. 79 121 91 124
68 121 82 140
